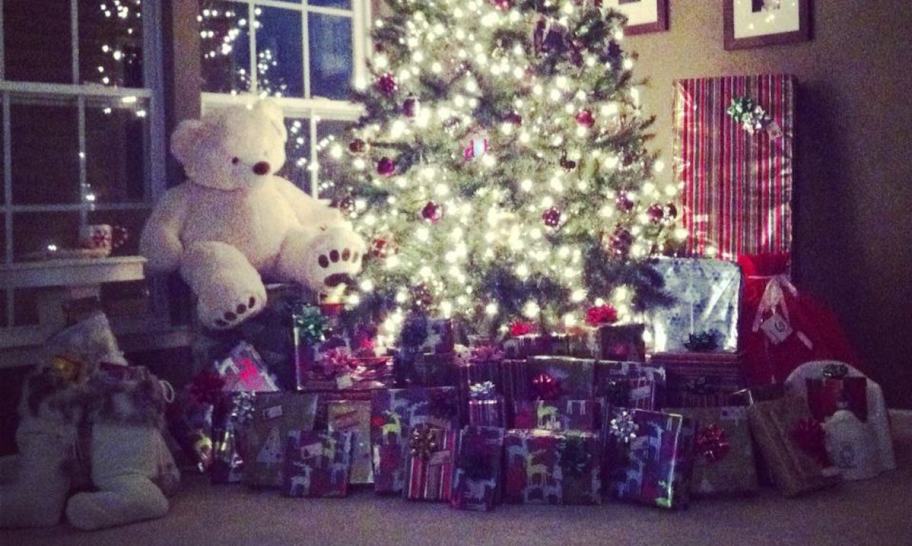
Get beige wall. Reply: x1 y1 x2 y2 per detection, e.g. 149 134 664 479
626 0 912 405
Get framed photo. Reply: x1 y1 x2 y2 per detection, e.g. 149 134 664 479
724 0 811 50
606 0 669 36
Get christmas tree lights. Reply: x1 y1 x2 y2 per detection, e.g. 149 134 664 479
322 0 680 345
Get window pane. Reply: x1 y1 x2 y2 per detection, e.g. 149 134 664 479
200 1 252 93
12 212 80 262
87 209 148 257
13 288 40 326
79 0 144 87
315 119 351 193
10 96 80 205
101 280 153 320
277 118 311 192
309 0 352 9
256 6 304 98
85 98 148 204
3 0 73 84
308 14 352 100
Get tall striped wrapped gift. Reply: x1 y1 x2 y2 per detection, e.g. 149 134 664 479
404 424 457 501
673 74 796 258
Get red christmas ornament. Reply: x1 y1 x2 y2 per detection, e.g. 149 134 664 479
585 305 618 326
504 111 523 126
608 227 633 257
490 0 511 10
615 192 635 213
421 201 443 223
531 372 561 400
348 138 367 154
541 207 562 228
336 196 356 216
377 157 396 176
376 72 398 95
575 109 595 128
647 203 665 223
371 236 395 258
791 418 831 467
412 283 434 309
695 424 731 464
403 96 420 118
509 321 536 337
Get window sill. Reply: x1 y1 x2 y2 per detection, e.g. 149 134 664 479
0 256 146 289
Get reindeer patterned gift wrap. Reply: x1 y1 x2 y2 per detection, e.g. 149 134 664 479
327 400 374 484
370 387 460 494
604 409 697 509
512 399 601 432
594 361 666 411
451 426 506 512
503 430 602 505
283 430 353 498
243 393 318 488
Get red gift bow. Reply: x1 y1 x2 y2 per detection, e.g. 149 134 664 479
695 424 731 464
470 345 505 363
585 304 618 326
790 417 830 467
531 372 561 400
509 321 536 337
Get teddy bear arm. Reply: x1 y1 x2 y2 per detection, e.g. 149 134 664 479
273 176 346 228
140 187 189 272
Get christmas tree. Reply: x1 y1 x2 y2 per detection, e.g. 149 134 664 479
322 1 683 343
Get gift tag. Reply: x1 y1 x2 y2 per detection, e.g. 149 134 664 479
336 373 354 390
263 405 284 420
760 313 793 345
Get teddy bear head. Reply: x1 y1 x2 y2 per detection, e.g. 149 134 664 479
171 101 288 191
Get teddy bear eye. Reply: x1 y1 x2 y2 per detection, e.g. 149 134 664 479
231 157 240 165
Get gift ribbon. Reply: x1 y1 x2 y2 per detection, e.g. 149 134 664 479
695 424 731 463
469 381 497 400
294 305 327 345
749 274 813 350
409 425 440 460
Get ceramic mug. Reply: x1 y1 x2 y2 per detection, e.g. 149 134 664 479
79 224 128 256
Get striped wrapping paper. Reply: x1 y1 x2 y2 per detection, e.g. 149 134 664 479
467 397 506 427
673 74 796 258
404 427 457 501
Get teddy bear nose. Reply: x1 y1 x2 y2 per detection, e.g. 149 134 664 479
252 161 270 175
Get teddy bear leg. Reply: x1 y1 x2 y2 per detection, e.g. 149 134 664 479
275 226 366 294
0 420 74 528
181 241 267 330
65 424 170 531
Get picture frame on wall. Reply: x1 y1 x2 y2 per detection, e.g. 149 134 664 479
724 0 811 50
606 0 669 36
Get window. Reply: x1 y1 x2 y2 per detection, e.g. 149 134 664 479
199 0 369 196
0 0 166 345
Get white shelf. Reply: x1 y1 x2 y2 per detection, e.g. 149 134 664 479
0 256 146 289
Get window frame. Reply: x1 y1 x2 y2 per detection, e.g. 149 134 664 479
0 0 169 347
200 0 370 196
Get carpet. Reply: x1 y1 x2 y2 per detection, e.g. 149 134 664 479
3 413 911 546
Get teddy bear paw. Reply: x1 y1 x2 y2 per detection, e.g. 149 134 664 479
197 285 267 331
304 227 365 292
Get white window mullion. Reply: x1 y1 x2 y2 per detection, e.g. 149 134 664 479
3 94 12 266
77 96 87 227
70 0 80 85
302 7 312 99
0 0 5 81
143 0 166 201
352 0 368 91
249 2 258 94
309 115 318 196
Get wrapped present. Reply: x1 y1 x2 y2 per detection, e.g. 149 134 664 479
522 356 596 400
404 424 457 501
652 352 744 407
503 333 570 359
673 74 796 258
467 382 506 428
503 429 601 505
806 376 867 423
243 392 318 488
283 430 353 498
597 324 646 362
649 258 742 354
666 406 758 496
512 399 600 432
293 303 353 391
451 426 506 512
739 255 862 385
594 361 665 410
604 409 696 509
370 387 460 494
327 400 374 484
210 392 255 484
747 396 841 497
823 410 883 481
414 352 460 387
400 314 455 354
457 346 507 419
214 342 280 393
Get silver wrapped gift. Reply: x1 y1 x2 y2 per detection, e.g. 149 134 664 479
649 258 742 353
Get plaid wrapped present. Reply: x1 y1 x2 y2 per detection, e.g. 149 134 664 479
404 424 458 501
283 430 353 498
451 426 506 512
597 324 646 362
327 400 374 484
503 333 570 359
604 409 696 509
243 392 318 488
652 352 745 407
514 356 597 401
594 361 666 410
665 406 759 495
503 429 602 505
370 387 460 494
512 399 600 432
414 352 460 387
214 342 279 393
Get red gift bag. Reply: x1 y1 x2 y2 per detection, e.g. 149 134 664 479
739 254 862 385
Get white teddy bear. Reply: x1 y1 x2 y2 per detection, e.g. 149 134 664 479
140 101 365 330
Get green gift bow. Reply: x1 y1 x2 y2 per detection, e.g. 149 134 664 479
294 305 327 345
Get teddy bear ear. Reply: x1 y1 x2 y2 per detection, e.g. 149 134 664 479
253 100 287 142
170 119 206 164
